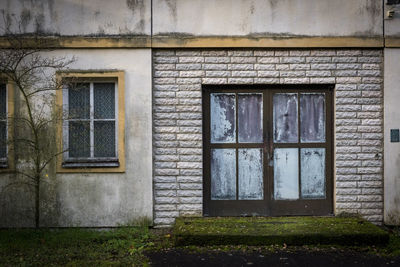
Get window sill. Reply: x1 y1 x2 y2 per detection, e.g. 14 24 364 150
62 159 119 168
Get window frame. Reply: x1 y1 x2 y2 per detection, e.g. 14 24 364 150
62 80 119 166
56 71 125 173
0 82 8 167
0 79 14 171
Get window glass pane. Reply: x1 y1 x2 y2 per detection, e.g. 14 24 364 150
0 84 6 120
211 149 236 200
273 93 298 143
69 121 90 158
94 83 115 119
238 148 263 200
210 93 236 143
300 93 325 143
0 121 6 158
274 148 299 200
94 121 116 158
301 148 326 199
238 94 263 143
68 83 90 119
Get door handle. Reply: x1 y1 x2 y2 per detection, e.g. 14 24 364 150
264 130 269 154
263 140 268 154
265 130 274 166
269 141 274 166
269 138 274 160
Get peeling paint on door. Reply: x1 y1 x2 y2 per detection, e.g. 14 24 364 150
238 93 263 143
273 93 298 143
300 93 325 143
238 148 263 200
211 148 236 200
274 148 299 200
301 148 326 199
210 93 236 143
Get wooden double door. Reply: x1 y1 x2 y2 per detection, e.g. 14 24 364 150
203 85 333 217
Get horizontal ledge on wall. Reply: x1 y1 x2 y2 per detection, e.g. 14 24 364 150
0 36 152 48
385 37 400 47
0 36 387 48
151 36 384 48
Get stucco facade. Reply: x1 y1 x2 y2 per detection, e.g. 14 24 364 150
0 49 153 227
0 0 398 227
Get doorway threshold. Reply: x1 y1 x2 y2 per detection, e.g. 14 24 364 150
173 216 388 247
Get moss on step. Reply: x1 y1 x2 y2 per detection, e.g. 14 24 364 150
173 217 389 247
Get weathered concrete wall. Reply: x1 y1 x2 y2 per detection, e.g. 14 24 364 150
0 173 35 227
0 49 153 227
0 0 151 36
153 0 382 37
0 0 383 38
384 2 400 37
153 49 384 227
384 48 400 225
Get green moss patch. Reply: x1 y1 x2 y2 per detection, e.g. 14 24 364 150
173 217 389 247
0 227 152 266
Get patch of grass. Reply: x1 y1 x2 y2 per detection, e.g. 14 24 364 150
1 218 398 265
145 228 174 251
377 227 400 257
174 217 389 246
0 226 153 266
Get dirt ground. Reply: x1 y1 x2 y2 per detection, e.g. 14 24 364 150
147 248 400 267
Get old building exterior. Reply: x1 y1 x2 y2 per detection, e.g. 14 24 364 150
0 0 399 227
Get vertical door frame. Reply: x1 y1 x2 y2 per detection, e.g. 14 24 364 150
202 84 334 217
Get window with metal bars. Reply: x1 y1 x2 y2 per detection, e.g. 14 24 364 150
62 81 119 168
0 83 7 168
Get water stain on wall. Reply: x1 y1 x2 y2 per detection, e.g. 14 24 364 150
126 0 146 33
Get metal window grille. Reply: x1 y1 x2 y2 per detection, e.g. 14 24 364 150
62 81 119 168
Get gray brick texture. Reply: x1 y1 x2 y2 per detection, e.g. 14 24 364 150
153 49 383 226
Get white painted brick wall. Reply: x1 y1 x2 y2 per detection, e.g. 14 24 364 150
153 49 383 226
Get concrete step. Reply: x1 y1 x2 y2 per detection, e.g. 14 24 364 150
173 216 389 246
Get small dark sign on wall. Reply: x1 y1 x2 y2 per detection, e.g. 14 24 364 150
387 0 400 5
391 129 400 142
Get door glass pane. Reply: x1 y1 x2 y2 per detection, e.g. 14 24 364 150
238 94 263 143
94 121 116 157
210 93 236 143
0 121 6 158
273 93 298 143
301 148 326 199
68 83 90 119
211 149 236 200
238 149 263 200
0 84 6 120
300 93 325 143
274 148 299 200
94 83 115 119
69 121 90 158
